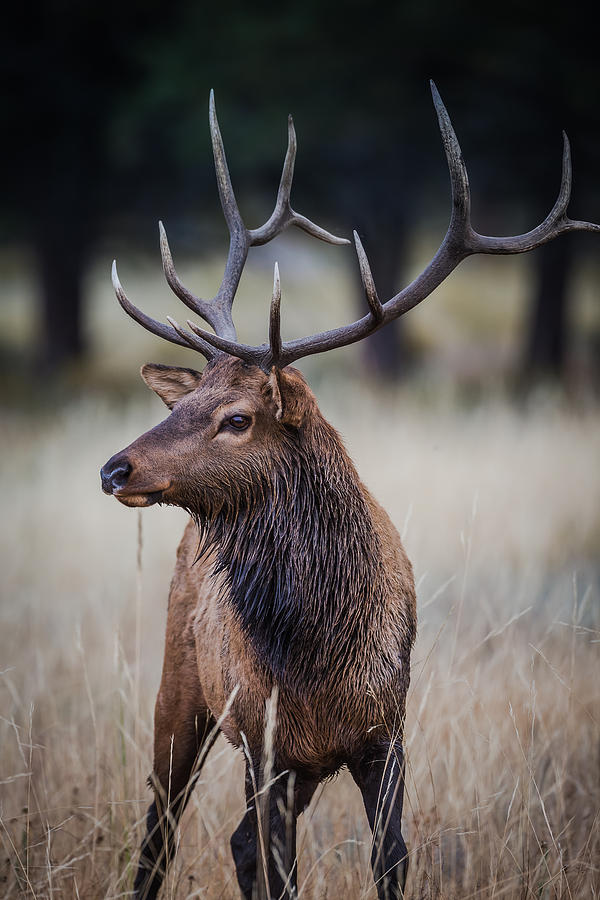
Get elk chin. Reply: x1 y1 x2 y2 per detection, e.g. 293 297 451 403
115 491 164 508
113 483 170 507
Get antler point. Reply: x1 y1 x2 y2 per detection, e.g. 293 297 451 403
209 90 217 125
287 115 297 143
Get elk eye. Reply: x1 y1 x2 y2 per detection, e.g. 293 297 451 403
228 414 251 431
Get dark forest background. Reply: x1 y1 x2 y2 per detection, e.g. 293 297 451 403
1 0 598 387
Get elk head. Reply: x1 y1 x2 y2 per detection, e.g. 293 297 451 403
100 354 317 512
101 84 599 513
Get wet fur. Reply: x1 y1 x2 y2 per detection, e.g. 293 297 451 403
104 357 416 897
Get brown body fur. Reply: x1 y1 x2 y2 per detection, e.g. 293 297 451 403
102 357 416 899
165 494 414 775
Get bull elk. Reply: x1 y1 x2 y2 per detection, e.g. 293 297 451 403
100 83 599 899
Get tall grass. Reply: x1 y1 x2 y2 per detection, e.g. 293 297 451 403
1 379 598 898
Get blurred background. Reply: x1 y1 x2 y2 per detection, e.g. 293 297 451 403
1 0 599 393
1 3 599 898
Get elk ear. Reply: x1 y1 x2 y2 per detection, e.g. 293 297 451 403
267 367 315 428
140 363 203 409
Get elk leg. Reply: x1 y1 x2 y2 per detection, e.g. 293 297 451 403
231 763 317 900
133 585 217 900
134 701 216 899
350 741 408 900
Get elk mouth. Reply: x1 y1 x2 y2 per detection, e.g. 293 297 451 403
114 489 166 508
110 478 172 508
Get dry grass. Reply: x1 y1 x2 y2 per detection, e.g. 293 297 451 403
1 248 599 897
1 379 599 899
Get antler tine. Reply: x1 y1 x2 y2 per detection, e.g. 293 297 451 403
248 117 296 247
185 317 267 367
112 261 217 361
207 90 249 339
353 231 384 323
430 80 472 237
557 131 573 215
159 221 234 336
471 132 600 253
165 316 230 358
269 262 283 365
209 90 245 233
182 262 285 373
250 116 350 247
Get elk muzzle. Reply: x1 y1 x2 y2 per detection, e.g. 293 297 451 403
100 452 170 507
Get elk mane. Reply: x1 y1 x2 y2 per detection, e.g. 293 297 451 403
193 415 384 688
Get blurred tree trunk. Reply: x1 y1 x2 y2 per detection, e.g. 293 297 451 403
523 235 574 381
35 226 87 370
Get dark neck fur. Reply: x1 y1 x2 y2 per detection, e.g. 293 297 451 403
197 418 383 687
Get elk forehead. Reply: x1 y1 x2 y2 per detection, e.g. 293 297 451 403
188 356 314 425
201 355 271 396
177 357 276 419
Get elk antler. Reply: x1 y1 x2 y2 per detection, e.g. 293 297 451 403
114 84 600 371
113 90 349 361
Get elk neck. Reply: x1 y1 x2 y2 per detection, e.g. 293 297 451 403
196 413 385 690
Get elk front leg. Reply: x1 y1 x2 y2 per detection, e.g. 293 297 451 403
350 741 409 900
134 585 217 900
230 762 317 900
134 694 216 900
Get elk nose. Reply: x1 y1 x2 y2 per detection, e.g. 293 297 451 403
100 460 132 494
